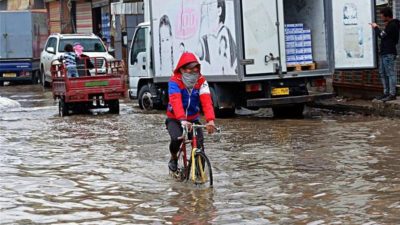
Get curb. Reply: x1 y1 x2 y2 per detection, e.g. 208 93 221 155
310 98 400 118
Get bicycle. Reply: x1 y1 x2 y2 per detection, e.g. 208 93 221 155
171 124 219 187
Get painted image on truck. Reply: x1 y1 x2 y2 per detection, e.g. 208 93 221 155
152 0 237 77
159 15 175 75
332 0 376 69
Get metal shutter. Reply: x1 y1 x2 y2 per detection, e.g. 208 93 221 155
76 0 93 34
49 1 61 33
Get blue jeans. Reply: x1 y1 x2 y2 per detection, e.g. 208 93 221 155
379 54 397 96
66 66 78 78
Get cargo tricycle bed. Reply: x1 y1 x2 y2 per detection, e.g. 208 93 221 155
51 57 126 116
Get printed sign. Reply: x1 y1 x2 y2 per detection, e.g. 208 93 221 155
333 0 376 69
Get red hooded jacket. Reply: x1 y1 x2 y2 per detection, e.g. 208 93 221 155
166 52 215 122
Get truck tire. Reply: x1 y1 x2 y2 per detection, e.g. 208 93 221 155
209 86 235 118
41 67 49 88
138 85 153 110
108 100 120 114
59 98 69 117
215 108 235 118
272 104 304 118
31 70 39 85
0 81 3 86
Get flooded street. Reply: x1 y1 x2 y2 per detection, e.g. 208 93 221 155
1 85 400 225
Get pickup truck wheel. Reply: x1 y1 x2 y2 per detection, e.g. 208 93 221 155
272 104 304 118
138 85 154 110
41 68 49 88
59 98 69 117
108 100 120 114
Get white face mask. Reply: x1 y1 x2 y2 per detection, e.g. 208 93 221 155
182 72 199 89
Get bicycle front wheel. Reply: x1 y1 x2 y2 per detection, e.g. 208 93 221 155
187 150 213 187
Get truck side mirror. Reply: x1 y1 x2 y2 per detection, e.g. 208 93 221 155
122 31 127 47
46 47 55 54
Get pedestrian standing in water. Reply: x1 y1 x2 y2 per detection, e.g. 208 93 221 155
370 7 400 102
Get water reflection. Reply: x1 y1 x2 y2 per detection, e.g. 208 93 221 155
1 85 400 224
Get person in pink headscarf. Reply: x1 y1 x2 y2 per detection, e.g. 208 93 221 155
73 43 84 58
73 43 94 76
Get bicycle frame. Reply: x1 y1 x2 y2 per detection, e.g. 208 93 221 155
177 124 208 182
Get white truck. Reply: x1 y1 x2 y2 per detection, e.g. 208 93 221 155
127 0 376 117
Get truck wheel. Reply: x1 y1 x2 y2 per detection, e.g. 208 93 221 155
0 81 4 86
138 85 154 110
41 68 49 88
215 108 235 118
31 71 39 85
209 86 235 118
59 98 69 117
108 100 120 114
272 104 304 118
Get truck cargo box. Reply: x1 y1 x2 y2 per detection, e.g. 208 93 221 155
0 10 48 59
148 0 335 83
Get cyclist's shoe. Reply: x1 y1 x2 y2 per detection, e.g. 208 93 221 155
168 159 178 172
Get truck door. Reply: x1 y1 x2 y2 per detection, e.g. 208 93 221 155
42 37 58 77
241 0 286 75
128 26 151 80
1 12 32 59
332 0 376 69
0 13 5 58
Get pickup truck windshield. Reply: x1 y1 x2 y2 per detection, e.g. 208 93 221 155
59 39 107 53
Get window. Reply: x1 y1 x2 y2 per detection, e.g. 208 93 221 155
45 37 57 53
58 38 106 52
131 27 147 65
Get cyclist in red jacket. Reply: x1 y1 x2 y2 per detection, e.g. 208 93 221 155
166 52 216 172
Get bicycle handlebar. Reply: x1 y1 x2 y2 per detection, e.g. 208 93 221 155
178 124 221 140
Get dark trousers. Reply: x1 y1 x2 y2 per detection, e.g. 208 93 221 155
166 118 204 158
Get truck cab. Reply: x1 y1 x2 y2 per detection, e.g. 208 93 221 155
128 22 158 109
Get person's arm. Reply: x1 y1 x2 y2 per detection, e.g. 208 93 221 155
168 80 186 121
371 23 384 39
199 80 215 122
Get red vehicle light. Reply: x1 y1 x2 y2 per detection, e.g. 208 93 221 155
245 83 262 93
311 79 326 87
20 71 31 77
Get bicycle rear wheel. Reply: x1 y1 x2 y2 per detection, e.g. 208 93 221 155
187 150 213 187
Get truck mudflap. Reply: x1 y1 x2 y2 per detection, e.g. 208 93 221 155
247 93 333 107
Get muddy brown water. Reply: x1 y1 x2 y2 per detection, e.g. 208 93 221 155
1 85 400 224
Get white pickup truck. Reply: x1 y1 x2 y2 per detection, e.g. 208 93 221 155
40 33 115 87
